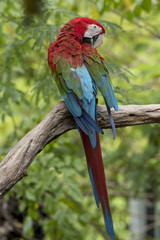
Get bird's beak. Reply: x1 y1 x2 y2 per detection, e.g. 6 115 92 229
93 34 104 48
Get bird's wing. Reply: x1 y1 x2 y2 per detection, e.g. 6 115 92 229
83 52 118 139
52 54 103 147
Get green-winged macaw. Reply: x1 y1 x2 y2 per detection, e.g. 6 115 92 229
48 17 118 239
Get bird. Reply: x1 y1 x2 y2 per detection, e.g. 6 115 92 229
48 17 118 239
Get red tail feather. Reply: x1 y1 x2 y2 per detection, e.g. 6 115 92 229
80 129 111 217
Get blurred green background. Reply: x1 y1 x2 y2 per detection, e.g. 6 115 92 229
0 0 160 239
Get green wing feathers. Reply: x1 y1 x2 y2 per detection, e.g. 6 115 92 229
84 53 118 111
52 55 83 99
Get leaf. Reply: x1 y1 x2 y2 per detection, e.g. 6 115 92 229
25 188 36 201
142 0 151 12
19 200 27 212
23 216 33 236
100 20 125 37
32 30 47 52
67 184 83 204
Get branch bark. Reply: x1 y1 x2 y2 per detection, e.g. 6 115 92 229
0 102 160 198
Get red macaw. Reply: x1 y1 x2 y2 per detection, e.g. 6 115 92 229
48 17 118 239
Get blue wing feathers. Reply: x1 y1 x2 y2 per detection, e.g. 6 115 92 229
75 116 89 135
75 116 97 148
63 65 103 146
98 74 118 140
71 66 94 102
103 75 119 111
106 103 116 140
64 93 82 117
82 111 103 135
75 114 98 148
64 64 118 144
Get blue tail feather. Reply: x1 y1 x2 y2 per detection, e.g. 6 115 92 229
104 204 116 239
88 166 100 207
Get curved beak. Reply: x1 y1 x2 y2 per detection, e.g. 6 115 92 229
93 34 104 48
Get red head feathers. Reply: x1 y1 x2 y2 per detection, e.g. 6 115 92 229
59 17 105 42
48 17 105 72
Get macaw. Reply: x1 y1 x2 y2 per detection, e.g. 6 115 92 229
48 17 118 239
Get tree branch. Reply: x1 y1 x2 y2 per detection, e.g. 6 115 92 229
0 102 160 198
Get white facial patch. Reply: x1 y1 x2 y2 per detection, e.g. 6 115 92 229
84 24 102 38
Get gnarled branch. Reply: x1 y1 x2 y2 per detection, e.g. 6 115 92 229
0 102 160 198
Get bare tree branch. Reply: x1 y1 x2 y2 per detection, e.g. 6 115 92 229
0 102 160 198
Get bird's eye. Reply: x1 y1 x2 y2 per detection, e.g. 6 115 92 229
93 25 97 29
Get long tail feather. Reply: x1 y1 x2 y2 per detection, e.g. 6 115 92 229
80 129 116 239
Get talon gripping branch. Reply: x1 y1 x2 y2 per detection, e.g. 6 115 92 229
48 17 119 239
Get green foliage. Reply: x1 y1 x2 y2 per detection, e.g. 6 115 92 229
0 1 160 240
